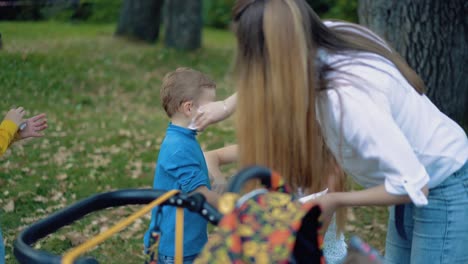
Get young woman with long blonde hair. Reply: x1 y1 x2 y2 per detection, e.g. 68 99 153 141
195 0 468 263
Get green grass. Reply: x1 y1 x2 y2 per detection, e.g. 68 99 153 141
0 22 387 263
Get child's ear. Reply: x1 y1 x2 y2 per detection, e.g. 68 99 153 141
181 101 193 117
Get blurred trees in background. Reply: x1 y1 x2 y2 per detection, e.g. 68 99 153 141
0 0 44 20
164 0 203 50
0 0 358 49
202 0 358 29
203 0 234 29
2 1 464 122
0 0 121 22
0 0 358 50
359 0 467 126
307 0 358 22
115 0 203 50
0 0 358 26
115 0 164 43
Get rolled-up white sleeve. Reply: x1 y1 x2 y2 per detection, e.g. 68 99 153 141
318 86 429 206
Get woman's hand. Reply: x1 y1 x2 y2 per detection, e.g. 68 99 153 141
18 113 47 139
193 101 229 131
194 93 237 131
4 107 26 126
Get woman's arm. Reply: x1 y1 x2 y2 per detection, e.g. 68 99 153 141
194 93 237 131
317 184 429 225
334 184 428 206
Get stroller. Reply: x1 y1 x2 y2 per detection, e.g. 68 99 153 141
14 166 382 264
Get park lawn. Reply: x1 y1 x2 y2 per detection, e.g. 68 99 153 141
0 22 387 263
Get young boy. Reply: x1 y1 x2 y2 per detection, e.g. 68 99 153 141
144 68 221 264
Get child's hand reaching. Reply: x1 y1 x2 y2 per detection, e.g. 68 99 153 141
5 107 26 126
18 113 47 139
212 176 227 194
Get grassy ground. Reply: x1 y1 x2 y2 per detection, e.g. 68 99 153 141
0 22 387 263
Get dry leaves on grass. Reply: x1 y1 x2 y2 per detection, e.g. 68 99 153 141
63 207 150 246
86 154 111 169
53 146 73 166
3 200 14 212
126 160 143 179
57 173 68 181
33 195 48 203
65 231 89 246
21 216 44 225
118 129 132 138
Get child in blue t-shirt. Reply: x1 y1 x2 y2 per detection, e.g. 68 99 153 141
144 68 221 264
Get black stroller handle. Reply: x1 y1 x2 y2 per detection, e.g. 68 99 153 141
14 189 222 264
227 166 274 193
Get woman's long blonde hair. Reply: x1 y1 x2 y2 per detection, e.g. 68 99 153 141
232 0 425 229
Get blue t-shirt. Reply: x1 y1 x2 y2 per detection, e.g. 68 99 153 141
144 123 211 257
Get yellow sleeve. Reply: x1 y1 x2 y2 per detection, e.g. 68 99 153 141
0 119 19 156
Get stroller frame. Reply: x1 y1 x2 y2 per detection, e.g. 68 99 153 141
14 166 322 264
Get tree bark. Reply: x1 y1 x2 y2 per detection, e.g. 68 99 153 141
165 0 202 51
115 0 164 43
358 0 467 126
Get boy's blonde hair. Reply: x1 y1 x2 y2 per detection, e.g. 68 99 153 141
161 68 216 117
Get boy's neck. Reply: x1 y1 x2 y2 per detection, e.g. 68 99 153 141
171 114 192 129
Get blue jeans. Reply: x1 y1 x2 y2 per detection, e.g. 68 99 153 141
158 254 198 264
385 162 468 264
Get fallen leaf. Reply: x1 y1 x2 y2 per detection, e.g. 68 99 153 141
33 196 48 203
56 173 68 180
3 200 14 212
65 232 88 246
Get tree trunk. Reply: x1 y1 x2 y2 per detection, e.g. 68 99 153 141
115 0 164 43
358 0 467 126
165 0 202 51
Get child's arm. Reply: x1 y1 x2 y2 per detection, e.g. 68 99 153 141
189 145 238 206
0 107 25 156
204 145 238 193
0 108 47 156
164 149 229 209
0 120 19 156
204 145 238 177
191 185 220 209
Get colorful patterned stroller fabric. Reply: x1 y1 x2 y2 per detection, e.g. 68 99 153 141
195 167 325 264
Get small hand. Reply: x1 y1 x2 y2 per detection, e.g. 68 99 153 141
212 176 227 194
314 193 339 231
18 113 47 139
4 107 26 126
193 101 229 131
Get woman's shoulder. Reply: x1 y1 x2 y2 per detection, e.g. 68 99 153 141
324 20 390 53
323 50 403 95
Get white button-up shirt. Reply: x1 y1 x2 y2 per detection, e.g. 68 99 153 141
317 22 468 206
